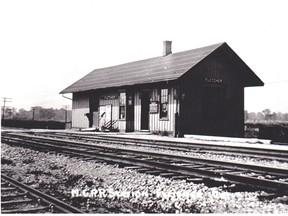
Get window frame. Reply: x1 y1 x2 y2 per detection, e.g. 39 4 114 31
159 88 169 119
119 92 126 120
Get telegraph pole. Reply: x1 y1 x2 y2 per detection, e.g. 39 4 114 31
32 107 36 120
1 97 12 120
63 105 68 123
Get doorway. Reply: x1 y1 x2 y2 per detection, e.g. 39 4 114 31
126 92 135 132
141 91 150 130
89 95 99 128
99 105 112 130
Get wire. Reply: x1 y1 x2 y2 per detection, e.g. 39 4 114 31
265 80 288 85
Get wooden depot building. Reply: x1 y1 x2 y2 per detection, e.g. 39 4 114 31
60 41 264 137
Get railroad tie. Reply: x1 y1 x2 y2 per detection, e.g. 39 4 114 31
124 166 142 170
159 172 176 177
136 168 151 173
1 206 50 214
186 178 204 183
1 198 34 206
145 170 162 175
171 176 190 180
1 192 27 200
1 187 17 192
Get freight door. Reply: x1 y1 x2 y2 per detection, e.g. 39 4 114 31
99 106 106 129
92 111 99 128
141 92 150 130
99 105 112 130
105 105 112 127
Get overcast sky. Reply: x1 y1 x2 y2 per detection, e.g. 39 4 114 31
1 0 288 113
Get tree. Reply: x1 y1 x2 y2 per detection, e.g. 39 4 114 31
262 109 272 121
39 108 56 120
248 112 256 122
244 110 249 121
2 106 72 122
271 112 277 121
256 112 265 121
15 108 31 120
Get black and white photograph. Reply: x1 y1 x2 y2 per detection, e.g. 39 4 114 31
1 0 288 214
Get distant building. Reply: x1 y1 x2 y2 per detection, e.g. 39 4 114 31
60 42 263 137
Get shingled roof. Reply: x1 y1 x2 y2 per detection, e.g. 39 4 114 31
60 42 263 94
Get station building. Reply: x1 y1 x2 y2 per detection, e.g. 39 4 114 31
60 42 264 137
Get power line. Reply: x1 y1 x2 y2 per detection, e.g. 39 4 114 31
265 80 288 85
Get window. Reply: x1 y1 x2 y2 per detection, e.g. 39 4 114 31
160 88 168 118
202 86 225 121
119 92 126 119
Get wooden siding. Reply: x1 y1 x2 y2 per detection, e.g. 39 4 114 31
134 92 141 131
179 49 246 137
99 93 122 130
149 87 177 134
72 94 89 128
134 87 178 134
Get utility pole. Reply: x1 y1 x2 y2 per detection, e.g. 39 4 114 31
63 105 68 123
1 97 12 120
32 107 35 120
62 105 69 129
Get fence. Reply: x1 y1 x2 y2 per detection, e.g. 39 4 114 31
1 119 70 129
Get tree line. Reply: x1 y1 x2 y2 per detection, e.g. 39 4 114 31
245 109 288 122
2 106 287 123
1 106 72 122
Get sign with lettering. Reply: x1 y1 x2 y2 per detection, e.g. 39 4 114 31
149 101 158 113
101 94 119 100
204 78 223 83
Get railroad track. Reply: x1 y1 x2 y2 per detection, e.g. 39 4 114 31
1 174 83 213
2 132 288 196
28 131 288 162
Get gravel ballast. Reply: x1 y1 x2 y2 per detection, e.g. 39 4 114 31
1 143 288 213
75 139 288 169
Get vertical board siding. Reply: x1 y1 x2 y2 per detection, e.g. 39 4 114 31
118 121 126 131
134 92 141 131
72 94 89 128
99 93 121 130
179 53 245 137
73 88 177 134
134 87 177 134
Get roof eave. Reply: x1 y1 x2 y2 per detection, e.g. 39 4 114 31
60 78 178 94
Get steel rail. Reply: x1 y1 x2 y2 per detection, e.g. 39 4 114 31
1 174 83 213
4 132 287 176
3 133 288 179
2 133 288 194
30 131 288 162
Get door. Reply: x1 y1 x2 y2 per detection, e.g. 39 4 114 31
92 111 99 128
89 95 99 127
99 106 106 129
126 92 134 132
99 105 112 129
105 104 112 125
141 92 150 130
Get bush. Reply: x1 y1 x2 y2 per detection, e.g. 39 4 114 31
1 119 66 129
245 123 288 142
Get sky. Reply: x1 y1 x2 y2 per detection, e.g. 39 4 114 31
1 0 288 113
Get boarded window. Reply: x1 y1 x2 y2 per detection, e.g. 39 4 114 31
119 92 126 119
202 86 225 121
160 89 168 118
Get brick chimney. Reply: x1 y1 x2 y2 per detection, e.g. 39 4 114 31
163 40 172 56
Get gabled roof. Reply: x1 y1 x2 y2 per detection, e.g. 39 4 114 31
60 42 263 94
